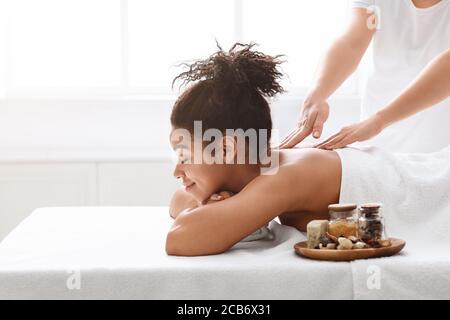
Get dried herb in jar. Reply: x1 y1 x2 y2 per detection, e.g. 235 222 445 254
358 203 386 245
328 203 358 238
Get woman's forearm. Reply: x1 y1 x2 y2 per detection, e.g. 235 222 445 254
307 9 375 102
169 188 199 219
377 48 450 129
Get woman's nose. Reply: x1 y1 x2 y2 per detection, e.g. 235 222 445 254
173 164 184 179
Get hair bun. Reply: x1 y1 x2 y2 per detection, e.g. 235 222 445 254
173 42 285 98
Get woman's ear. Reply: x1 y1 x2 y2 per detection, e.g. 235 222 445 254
222 135 237 164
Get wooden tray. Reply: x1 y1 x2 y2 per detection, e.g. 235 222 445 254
294 238 406 261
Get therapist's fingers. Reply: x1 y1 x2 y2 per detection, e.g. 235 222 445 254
277 127 301 149
327 135 356 150
321 130 356 149
278 127 311 149
314 131 342 148
303 111 318 133
277 114 309 148
320 136 347 149
311 108 328 139
278 113 317 149
276 128 299 148
312 122 324 139
317 132 348 150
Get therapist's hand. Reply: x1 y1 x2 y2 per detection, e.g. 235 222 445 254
315 114 384 150
277 99 330 149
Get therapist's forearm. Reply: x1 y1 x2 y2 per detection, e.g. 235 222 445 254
307 38 366 102
377 49 450 129
306 9 375 102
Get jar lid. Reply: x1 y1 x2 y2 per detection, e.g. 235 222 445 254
360 203 382 209
328 203 357 212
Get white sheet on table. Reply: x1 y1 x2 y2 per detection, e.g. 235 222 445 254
0 207 353 300
3 145 450 299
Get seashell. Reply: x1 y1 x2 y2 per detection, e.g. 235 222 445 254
326 243 337 250
348 236 359 243
338 237 353 250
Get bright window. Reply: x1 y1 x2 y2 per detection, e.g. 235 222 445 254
0 0 354 98
242 0 351 92
8 0 122 88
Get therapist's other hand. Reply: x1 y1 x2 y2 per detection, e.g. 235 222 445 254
315 115 384 150
277 99 330 149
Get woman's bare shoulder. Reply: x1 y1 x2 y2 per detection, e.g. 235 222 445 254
278 147 341 169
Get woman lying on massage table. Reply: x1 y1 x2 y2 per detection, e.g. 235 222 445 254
166 43 450 257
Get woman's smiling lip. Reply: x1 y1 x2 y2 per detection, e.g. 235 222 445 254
183 181 195 190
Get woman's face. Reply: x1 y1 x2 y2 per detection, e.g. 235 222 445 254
170 130 228 203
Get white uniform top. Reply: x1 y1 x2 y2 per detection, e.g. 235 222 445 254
351 0 450 153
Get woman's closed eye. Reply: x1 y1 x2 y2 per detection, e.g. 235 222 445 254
171 147 190 165
176 151 191 165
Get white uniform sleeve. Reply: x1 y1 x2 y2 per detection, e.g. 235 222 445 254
350 0 375 9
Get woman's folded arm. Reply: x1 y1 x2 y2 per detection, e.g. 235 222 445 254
169 188 199 219
165 165 305 257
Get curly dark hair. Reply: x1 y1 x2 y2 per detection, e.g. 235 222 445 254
171 42 286 148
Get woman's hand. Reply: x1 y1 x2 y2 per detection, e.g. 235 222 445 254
202 191 235 205
277 99 330 149
169 188 200 219
170 190 235 219
315 114 385 150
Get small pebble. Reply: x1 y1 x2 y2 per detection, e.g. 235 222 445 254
353 242 367 249
319 235 331 246
326 243 337 250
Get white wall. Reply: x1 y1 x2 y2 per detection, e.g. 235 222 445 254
0 161 180 240
0 97 360 241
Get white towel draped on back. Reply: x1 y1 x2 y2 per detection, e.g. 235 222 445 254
335 145 450 299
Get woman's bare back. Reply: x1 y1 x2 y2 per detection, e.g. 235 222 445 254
276 148 342 231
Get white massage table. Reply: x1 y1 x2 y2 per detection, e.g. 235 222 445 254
0 207 353 300
0 207 448 299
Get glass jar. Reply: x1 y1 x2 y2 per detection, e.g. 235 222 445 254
328 204 358 238
358 203 387 246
